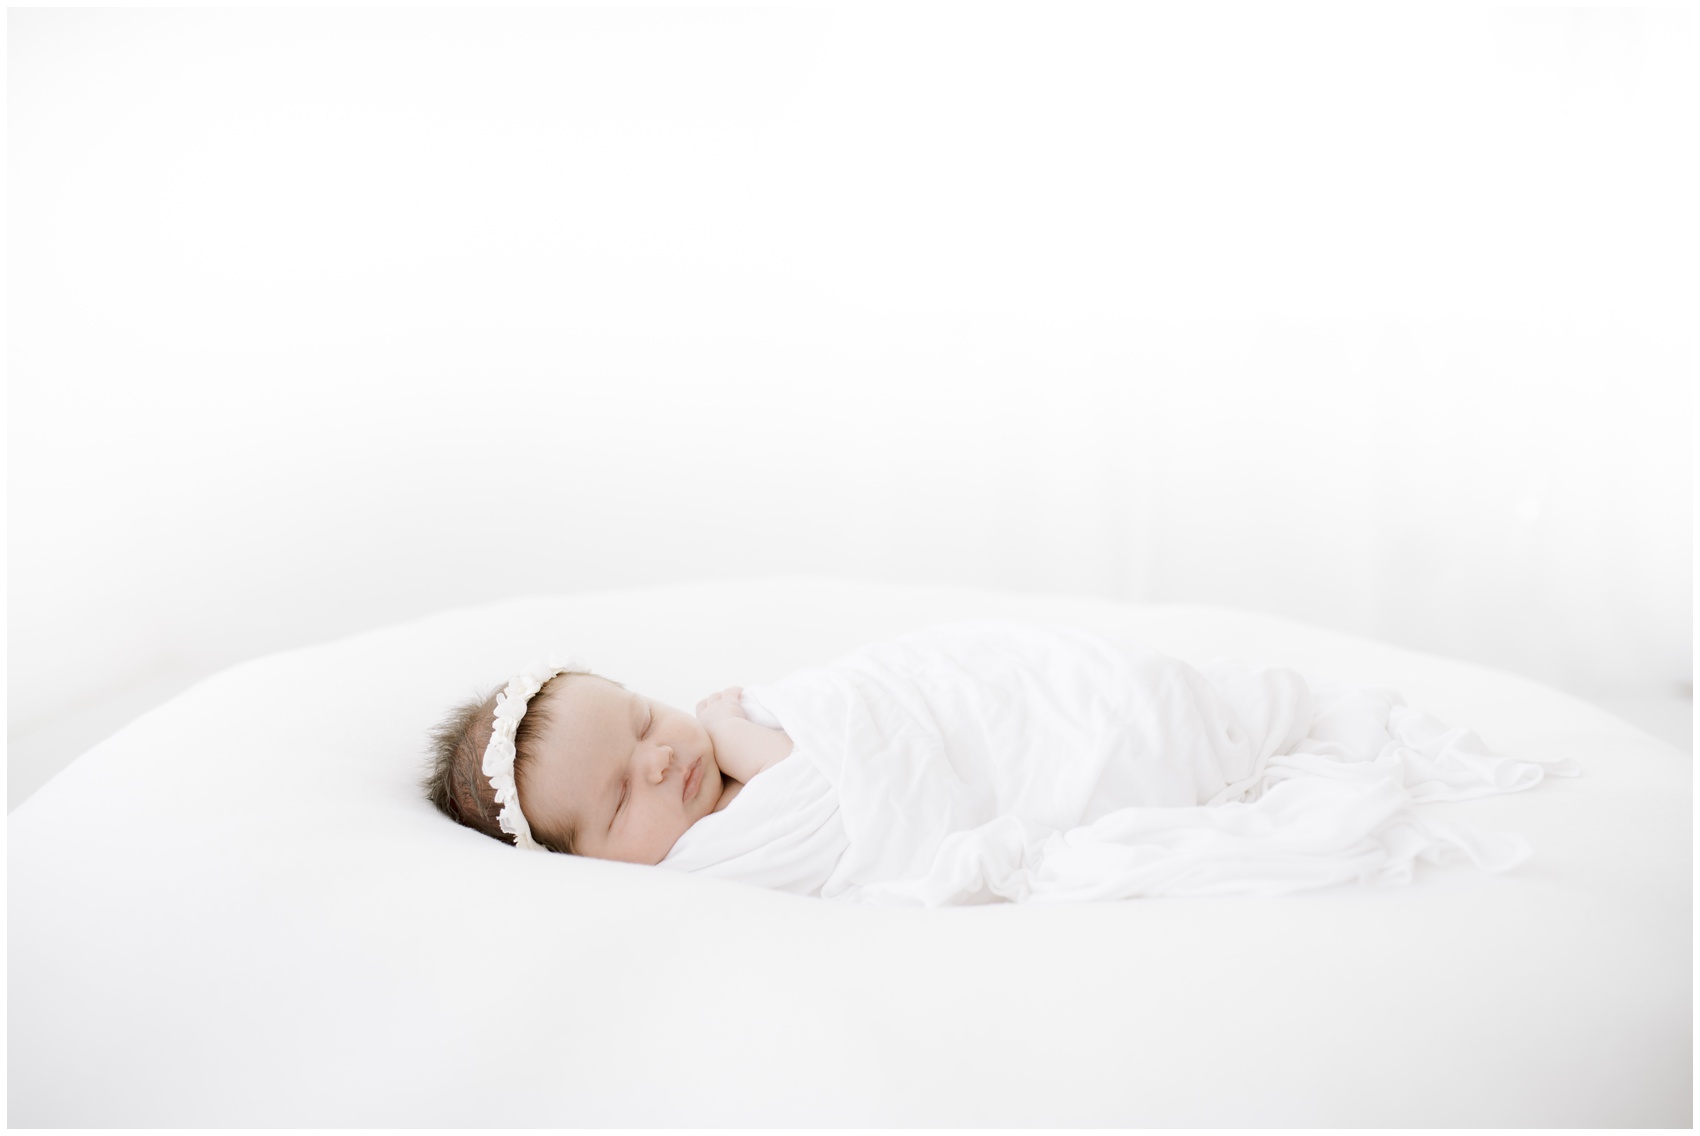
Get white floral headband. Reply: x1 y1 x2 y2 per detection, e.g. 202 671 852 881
482 659 582 850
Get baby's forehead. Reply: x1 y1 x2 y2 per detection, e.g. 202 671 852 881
537 674 635 744
547 672 628 713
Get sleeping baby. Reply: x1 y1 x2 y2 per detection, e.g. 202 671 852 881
424 620 1576 904
426 666 791 865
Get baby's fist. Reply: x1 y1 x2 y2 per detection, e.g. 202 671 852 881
695 686 747 732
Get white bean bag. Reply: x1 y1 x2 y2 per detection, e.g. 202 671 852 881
8 579 1691 1126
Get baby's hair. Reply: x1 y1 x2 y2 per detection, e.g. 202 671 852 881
423 668 623 854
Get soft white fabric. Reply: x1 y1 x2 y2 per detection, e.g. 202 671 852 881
7 580 1690 1128
660 620 1575 903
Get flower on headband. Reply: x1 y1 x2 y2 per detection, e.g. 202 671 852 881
479 658 586 853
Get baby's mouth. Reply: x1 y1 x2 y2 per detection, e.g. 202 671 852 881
682 758 703 803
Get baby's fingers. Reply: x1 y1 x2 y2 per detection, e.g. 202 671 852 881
695 687 747 722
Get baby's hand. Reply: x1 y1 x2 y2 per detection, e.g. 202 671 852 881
696 686 792 783
695 687 748 733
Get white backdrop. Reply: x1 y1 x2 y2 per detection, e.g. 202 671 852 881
8 4 1693 794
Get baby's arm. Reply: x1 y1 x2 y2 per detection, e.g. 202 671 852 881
696 687 792 784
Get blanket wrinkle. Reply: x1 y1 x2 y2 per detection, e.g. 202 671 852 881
658 620 1577 905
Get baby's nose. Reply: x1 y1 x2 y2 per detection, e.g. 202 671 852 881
648 744 674 783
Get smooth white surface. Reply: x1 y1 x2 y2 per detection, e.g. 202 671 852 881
9 6 1693 759
8 580 1690 1127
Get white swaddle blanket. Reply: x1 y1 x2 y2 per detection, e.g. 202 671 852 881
659 620 1577 905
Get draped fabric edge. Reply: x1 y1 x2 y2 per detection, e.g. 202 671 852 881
843 694 1580 906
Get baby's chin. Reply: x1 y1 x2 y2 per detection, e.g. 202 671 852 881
650 808 708 865
700 760 726 812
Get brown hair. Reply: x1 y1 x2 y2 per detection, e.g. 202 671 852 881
422 669 616 854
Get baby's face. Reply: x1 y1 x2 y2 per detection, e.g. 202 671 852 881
518 674 725 864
